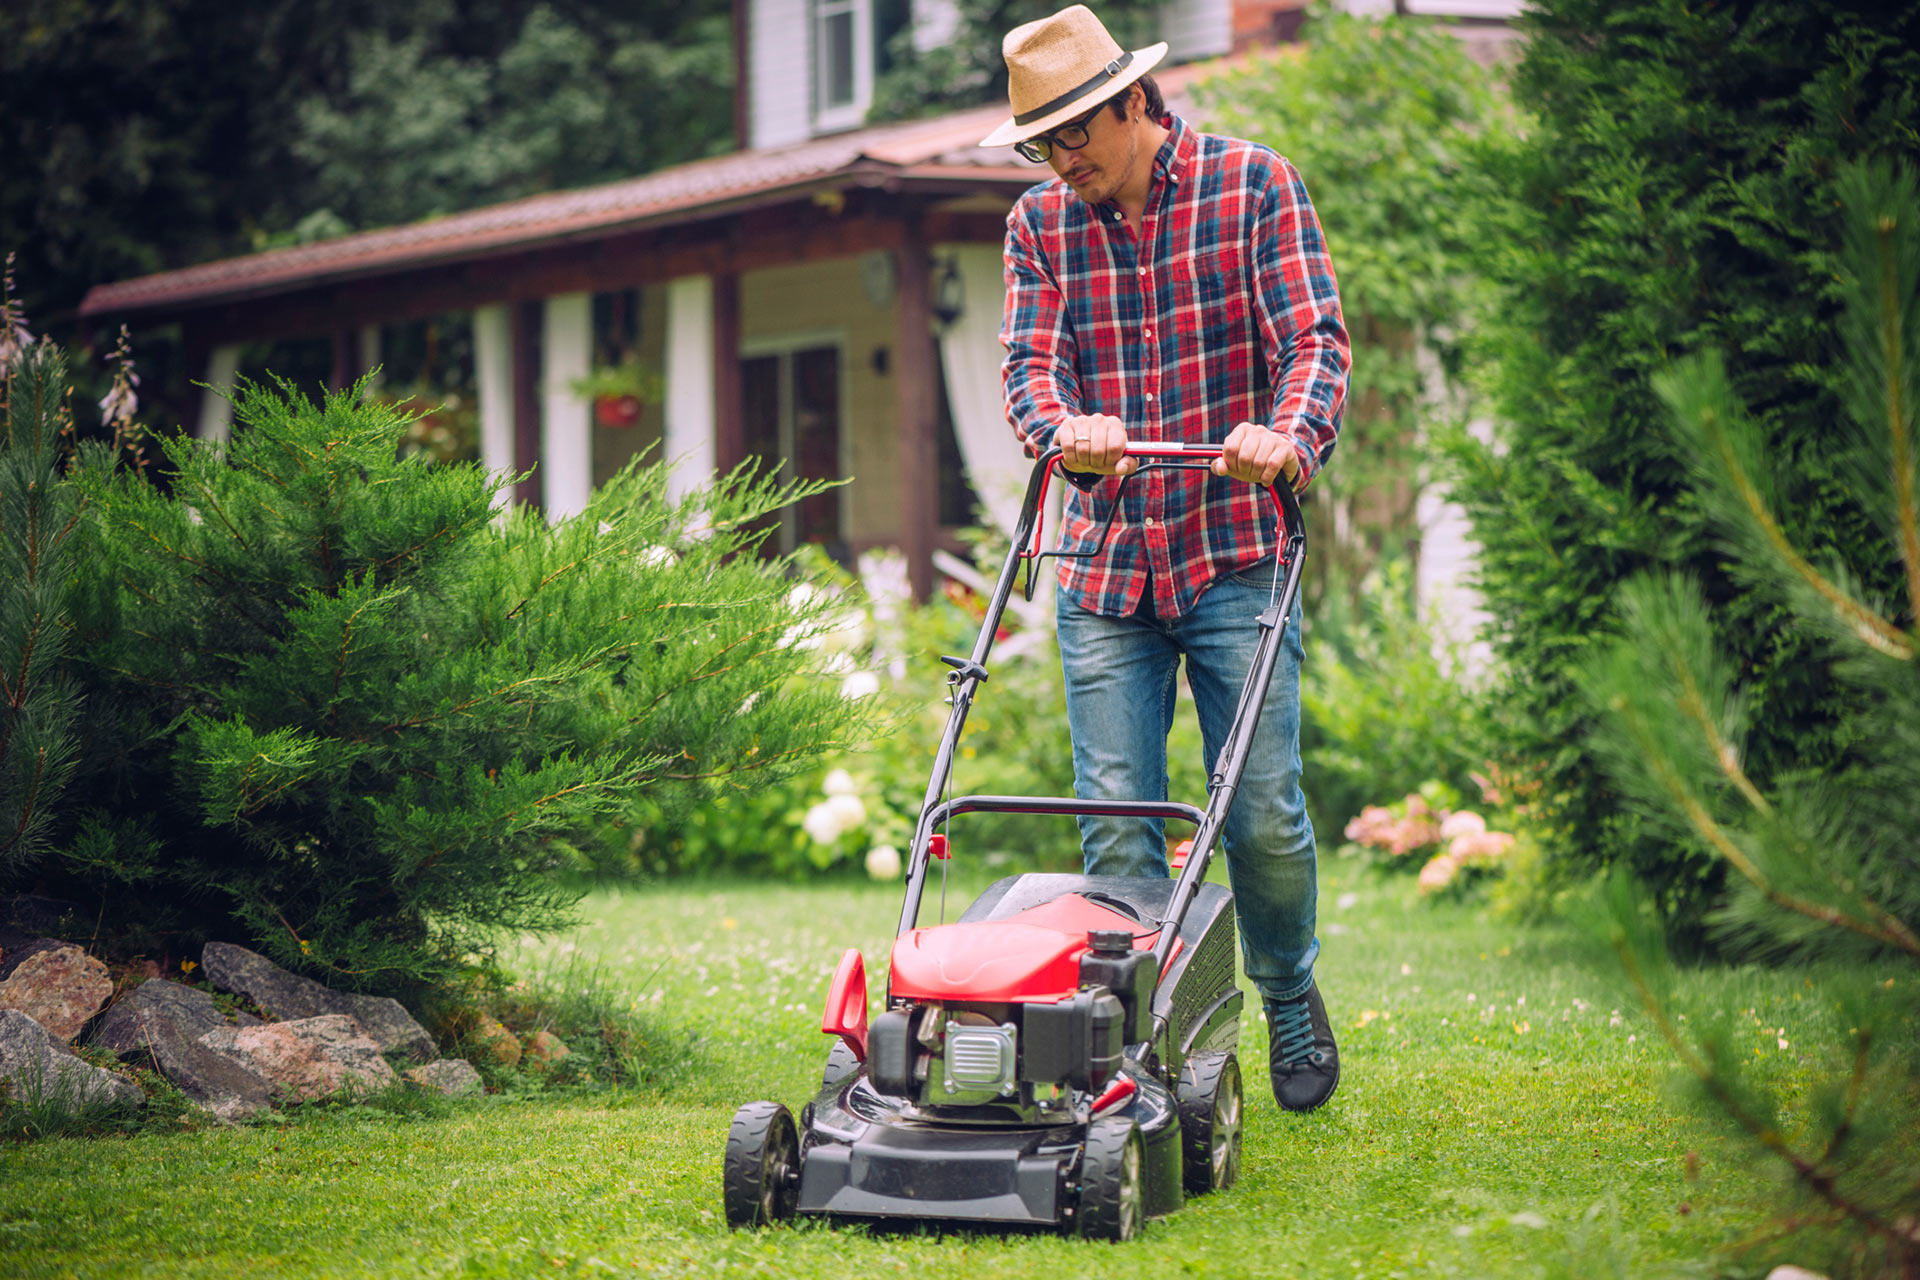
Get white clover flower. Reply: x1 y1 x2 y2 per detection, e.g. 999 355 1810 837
864 845 902 880
822 769 857 797
840 671 880 700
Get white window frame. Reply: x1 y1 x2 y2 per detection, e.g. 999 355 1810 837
811 0 872 134
739 330 851 554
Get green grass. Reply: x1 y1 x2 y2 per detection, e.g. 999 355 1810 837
0 861 1820 1279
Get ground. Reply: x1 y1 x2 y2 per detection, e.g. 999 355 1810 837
0 859 1815 1279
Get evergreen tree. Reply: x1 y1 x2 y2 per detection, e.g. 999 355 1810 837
0 343 81 879
1443 0 1920 937
49 375 873 992
1581 162 1918 1278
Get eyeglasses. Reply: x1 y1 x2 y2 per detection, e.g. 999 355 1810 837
1013 100 1110 164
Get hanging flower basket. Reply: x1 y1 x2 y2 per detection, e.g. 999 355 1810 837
594 394 646 428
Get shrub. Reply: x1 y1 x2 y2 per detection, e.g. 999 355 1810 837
34 374 873 993
1579 162 1918 1277
1194 6 1512 614
1297 558 1485 837
1441 0 1920 939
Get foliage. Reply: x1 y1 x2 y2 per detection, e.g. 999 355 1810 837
1579 162 1919 1278
0 342 81 879
0 0 734 422
867 0 1165 124
1194 6 1513 614
568 355 665 408
1297 558 1486 836
28 373 874 993
1439 0 1920 938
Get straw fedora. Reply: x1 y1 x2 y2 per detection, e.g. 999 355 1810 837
979 5 1168 149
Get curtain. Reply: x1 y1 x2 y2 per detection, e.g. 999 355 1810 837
933 242 1030 541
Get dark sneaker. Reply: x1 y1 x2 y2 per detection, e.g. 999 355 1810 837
1266 983 1339 1112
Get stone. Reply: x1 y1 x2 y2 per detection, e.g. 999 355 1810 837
0 945 115 1041
403 1058 482 1097
0 1009 143 1114
468 1015 521 1067
0 935 67 982
89 980 274 1121
199 1014 396 1103
200 942 435 1062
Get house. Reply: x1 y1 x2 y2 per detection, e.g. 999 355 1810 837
78 0 1520 600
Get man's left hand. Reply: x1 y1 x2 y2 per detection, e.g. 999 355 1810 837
1213 422 1302 488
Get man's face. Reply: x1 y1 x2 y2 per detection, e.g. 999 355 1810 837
1046 89 1140 207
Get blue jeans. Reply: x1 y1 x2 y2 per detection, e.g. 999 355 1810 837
1056 566 1319 1004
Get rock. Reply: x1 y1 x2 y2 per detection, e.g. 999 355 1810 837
524 1029 571 1066
200 942 435 1062
468 1016 521 1067
89 980 274 1121
0 935 67 982
404 1058 482 1097
0 945 115 1041
199 1014 396 1103
0 1009 143 1114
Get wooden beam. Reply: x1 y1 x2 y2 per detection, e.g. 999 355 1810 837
894 215 938 602
712 271 743 475
512 300 542 509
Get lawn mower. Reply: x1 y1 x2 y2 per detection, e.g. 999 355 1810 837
723 442 1307 1240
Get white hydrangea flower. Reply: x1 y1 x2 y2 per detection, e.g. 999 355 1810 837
864 845 902 880
824 792 866 831
840 671 880 700
822 769 857 797
802 801 846 846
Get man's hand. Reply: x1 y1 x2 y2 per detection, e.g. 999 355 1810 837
1058 414 1139 475
1213 422 1301 488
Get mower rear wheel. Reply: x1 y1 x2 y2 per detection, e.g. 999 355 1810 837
722 1101 800 1228
1078 1115 1145 1241
821 1040 860 1089
1177 1051 1243 1195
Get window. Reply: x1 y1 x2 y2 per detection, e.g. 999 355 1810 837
812 0 872 132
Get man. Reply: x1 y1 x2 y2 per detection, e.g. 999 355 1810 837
982 5 1350 1112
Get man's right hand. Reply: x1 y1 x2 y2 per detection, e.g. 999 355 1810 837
1057 414 1139 475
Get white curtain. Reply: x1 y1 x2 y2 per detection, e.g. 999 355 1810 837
933 242 1030 541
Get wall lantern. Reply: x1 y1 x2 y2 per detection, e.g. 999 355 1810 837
931 255 966 331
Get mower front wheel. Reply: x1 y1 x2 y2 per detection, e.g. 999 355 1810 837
1078 1115 1145 1241
722 1101 800 1228
1177 1050 1243 1195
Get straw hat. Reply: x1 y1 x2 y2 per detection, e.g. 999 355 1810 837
979 5 1168 149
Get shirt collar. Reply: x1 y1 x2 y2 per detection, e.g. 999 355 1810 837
1153 114 1196 188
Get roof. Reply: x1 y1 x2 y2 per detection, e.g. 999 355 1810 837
78 57 1233 321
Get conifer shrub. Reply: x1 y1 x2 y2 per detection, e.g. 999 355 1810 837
1443 0 1920 937
35 376 874 993
1580 162 1918 1278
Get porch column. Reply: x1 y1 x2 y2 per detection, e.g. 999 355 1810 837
473 303 516 508
359 325 382 392
196 343 241 443
895 217 938 601
541 292 593 519
663 274 716 503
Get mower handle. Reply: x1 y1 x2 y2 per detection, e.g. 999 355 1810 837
1020 441 1305 565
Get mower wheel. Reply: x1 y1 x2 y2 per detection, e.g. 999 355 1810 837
821 1040 861 1089
722 1101 800 1228
1078 1115 1145 1241
1176 1050 1243 1195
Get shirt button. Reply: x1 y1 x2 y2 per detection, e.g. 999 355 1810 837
1144 391 1154 402
1138 267 1146 277
1143 327 1153 338
1144 516 1156 527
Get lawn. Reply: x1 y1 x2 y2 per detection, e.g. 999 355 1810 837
0 860 1816 1279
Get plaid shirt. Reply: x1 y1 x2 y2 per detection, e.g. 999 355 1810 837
1001 115 1349 619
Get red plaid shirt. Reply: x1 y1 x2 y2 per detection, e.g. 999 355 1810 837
1001 115 1349 619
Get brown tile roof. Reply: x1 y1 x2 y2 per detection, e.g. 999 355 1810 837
79 58 1229 319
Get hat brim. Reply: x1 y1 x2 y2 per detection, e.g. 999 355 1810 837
979 42 1169 150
